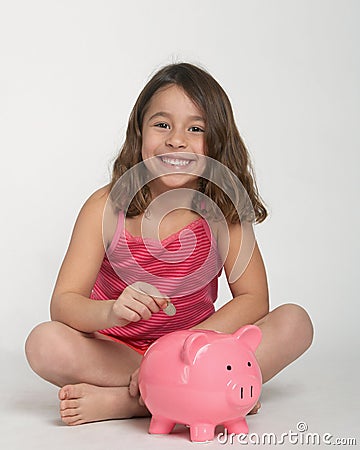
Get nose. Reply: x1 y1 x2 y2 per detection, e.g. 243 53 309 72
239 384 255 400
165 128 187 149
227 378 261 406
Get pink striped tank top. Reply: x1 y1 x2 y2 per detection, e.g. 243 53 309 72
90 211 223 351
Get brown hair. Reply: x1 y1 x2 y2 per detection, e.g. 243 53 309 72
110 63 267 224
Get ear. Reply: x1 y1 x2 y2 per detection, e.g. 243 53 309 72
181 332 210 365
233 325 262 352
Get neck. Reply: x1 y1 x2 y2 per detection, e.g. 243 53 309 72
146 183 198 216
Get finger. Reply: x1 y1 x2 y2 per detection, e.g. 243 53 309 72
126 284 159 313
113 302 142 323
135 290 169 311
132 291 161 314
122 297 153 321
152 295 169 310
130 282 169 310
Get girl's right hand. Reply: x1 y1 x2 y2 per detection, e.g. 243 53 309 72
107 282 169 327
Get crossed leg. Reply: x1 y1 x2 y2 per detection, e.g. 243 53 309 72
249 303 313 414
25 321 147 425
25 303 313 426
254 303 313 383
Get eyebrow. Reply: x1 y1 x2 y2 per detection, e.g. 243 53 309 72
147 112 205 123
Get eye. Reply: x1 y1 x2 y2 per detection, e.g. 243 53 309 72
189 126 205 133
247 361 252 367
155 122 170 129
226 365 232 370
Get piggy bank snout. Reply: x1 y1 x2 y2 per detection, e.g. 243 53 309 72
227 375 261 407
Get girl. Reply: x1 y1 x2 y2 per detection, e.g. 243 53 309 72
25 63 313 426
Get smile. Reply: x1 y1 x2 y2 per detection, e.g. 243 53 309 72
159 156 192 167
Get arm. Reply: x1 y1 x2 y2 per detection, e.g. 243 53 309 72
50 186 167 333
193 221 269 333
50 186 116 332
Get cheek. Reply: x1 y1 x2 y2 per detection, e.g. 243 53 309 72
141 132 159 158
195 136 206 155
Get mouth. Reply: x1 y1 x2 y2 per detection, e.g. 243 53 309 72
158 155 194 168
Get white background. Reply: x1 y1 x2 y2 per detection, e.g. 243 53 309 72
0 1 359 448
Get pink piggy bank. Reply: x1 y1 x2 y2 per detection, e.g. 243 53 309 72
138 325 262 442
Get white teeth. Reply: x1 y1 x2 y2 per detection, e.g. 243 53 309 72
160 156 191 166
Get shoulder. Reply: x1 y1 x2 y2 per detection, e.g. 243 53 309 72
225 220 256 255
78 185 110 218
83 184 120 248
216 220 255 273
83 184 110 208
226 220 243 238
72 185 112 239
213 219 243 249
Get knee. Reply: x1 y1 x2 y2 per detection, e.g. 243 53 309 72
25 321 69 375
25 322 51 373
274 303 314 353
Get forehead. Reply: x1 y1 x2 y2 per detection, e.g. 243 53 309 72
145 85 204 118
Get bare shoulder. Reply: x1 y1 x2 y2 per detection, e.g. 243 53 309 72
216 219 256 278
67 185 112 247
51 185 112 300
213 219 243 253
77 184 111 223
82 184 110 210
225 220 255 258
226 220 242 237
83 184 119 248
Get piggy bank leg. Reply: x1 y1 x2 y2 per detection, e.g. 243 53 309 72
189 424 215 442
224 417 248 435
149 416 175 435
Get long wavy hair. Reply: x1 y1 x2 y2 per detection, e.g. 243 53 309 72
110 63 267 224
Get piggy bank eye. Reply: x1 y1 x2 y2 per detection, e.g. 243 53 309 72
226 365 232 370
247 361 252 367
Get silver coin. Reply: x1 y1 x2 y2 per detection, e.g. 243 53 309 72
163 301 176 316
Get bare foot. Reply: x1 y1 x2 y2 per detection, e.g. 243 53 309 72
248 401 261 415
58 383 149 426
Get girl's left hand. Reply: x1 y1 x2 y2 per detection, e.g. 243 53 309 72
129 368 145 406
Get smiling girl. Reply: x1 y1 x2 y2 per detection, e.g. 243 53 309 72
25 63 313 426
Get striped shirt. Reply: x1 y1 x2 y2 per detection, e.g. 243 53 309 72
90 211 223 351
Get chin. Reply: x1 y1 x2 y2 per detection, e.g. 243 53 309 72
149 175 200 198
158 174 198 188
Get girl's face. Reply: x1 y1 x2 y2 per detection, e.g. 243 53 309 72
141 84 206 198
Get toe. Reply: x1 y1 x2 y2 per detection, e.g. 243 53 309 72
60 399 79 411
68 418 86 426
59 385 76 400
59 384 83 401
61 407 78 418
61 413 81 425
58 386 67 401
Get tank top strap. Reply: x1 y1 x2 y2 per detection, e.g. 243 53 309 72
106 209 125 257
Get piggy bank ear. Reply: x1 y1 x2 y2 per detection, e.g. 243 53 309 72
233 325 262 352
181 332 210 365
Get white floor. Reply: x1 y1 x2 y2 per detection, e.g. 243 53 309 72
1 346 358 450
